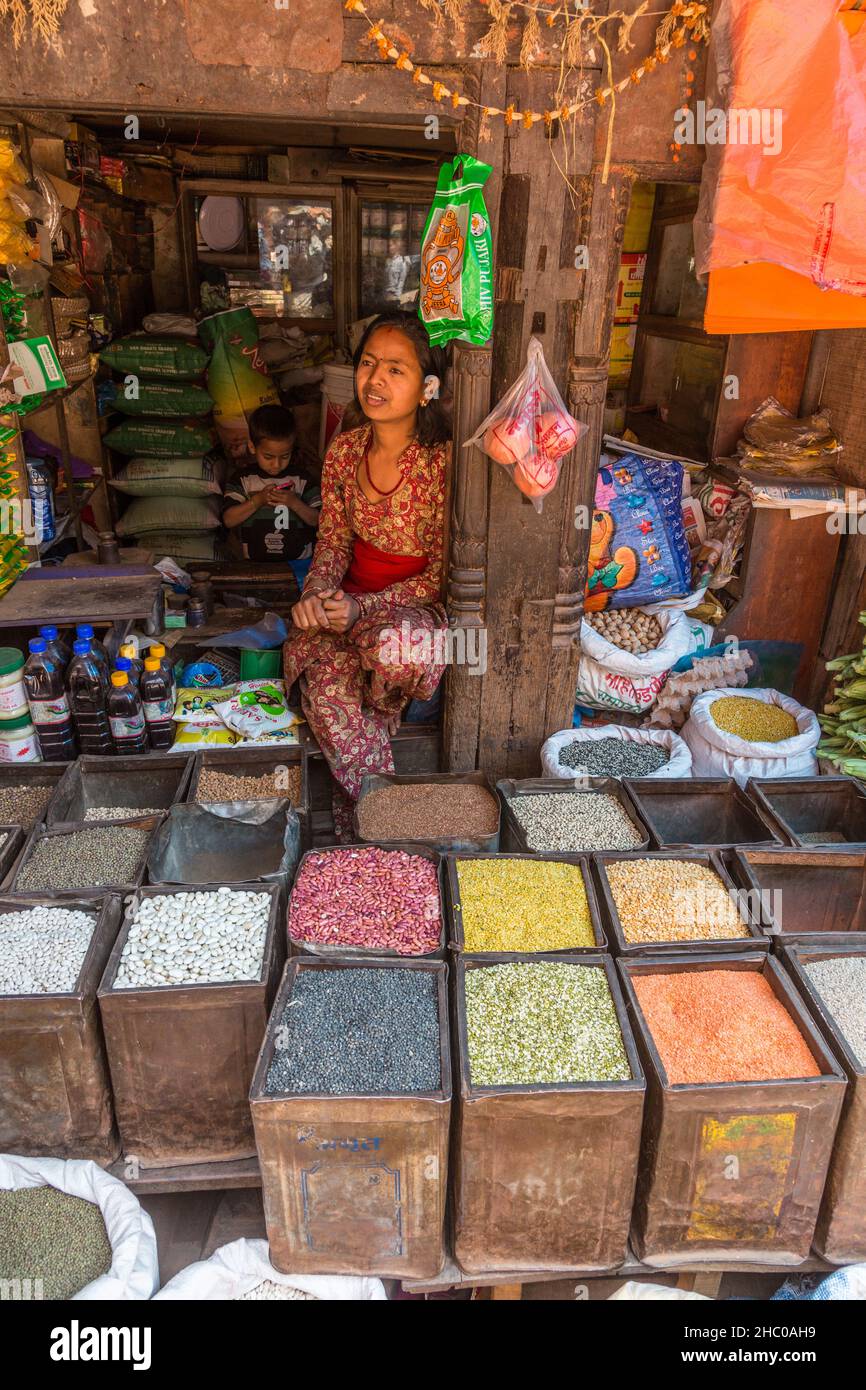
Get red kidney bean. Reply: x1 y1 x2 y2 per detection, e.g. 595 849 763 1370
288 847 442 955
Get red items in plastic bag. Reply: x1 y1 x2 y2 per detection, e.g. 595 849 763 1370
466 338 585 509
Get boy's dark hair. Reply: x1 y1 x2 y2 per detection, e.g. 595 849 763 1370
248 404 296 447
351 311 450 447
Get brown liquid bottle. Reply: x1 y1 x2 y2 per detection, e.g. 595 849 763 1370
140 657 174 750
107 670 149 754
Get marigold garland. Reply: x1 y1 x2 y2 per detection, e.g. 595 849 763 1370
344 0 710 132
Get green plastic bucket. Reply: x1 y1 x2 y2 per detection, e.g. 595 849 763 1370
240 649 282 680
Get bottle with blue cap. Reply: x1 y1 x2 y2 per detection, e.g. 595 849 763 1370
22 637 77 761
38 625 72 672
114 655 141 691
75 624 110 685
68 638 113 755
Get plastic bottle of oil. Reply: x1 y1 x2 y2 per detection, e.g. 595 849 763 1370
140 657 174 750
67 638 113 755
22 637 77 761
107 670 149 754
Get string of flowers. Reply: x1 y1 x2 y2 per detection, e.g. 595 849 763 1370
344 1 710 143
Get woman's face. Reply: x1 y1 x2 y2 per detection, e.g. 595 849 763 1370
356 327 425 427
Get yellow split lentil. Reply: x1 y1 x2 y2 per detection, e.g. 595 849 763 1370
605 858 749 944
456 857 595 952
710 696 798 743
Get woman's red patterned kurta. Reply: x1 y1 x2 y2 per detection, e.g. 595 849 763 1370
283 424 449 836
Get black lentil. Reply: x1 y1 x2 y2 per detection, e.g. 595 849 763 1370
558 735 669 778
266 967 441 1095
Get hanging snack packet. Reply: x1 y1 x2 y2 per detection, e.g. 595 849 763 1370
419 154 493 347
465 337 585 510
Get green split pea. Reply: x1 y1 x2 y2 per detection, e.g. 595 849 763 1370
464 960 631 1087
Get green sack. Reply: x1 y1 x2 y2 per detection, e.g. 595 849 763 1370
100 335 208 380
198 308 279 463
115 495 221 537
145 531 225 563
110 380 214 418
109 455 224 498
419 154 493 348
104 419 214 457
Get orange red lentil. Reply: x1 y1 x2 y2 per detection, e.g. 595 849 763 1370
632 970 821 1084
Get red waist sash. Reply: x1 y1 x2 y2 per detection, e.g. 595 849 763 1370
344 535 428 594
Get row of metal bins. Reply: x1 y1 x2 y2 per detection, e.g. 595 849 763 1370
3 869 866 1279
250 945 861 1280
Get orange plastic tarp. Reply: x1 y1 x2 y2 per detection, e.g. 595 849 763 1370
695 1 866 331
705 263 866 334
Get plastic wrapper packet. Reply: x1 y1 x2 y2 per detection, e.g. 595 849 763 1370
419 154 493 348
586 454 692 610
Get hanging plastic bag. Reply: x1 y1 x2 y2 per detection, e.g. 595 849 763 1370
419 154 493 347
464 337 585 510
694 0 866 297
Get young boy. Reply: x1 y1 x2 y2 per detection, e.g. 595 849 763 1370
222 405 320 581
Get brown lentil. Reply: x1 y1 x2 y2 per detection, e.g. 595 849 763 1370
0 783 53 825
357 782 498 842
196 765 301 804
633 969 821 1084
605 858 749 943
456 857 595 952
0 1185 112 1299
710 695 798 743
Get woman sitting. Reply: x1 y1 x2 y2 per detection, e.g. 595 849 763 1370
283 311 450 840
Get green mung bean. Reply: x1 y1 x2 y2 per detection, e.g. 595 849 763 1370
464 960 631 1086
0 1186 112 1299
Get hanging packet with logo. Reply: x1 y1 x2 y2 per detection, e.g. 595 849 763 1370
419 154 493 347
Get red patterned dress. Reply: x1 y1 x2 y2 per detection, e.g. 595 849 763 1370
283 424 449 835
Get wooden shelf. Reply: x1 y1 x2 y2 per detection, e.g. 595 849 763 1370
401 1246 835 1294
108 1155 261 1195
0 563 163 631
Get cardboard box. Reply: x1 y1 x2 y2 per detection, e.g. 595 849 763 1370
614 253 646 323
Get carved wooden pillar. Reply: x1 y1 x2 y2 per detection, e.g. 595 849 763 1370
441 79 632 776
443 343 492 771
543 366 609 735
542 170 632 738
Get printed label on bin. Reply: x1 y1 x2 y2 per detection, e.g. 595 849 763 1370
300 1161 403 1257
687 1112 797 1244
